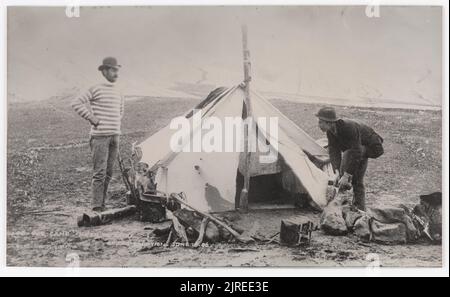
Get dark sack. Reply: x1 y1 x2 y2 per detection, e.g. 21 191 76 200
365 133 384 159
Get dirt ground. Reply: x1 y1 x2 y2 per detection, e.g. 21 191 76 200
6 95 442 267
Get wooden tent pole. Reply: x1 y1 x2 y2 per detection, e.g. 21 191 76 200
238 24 252 213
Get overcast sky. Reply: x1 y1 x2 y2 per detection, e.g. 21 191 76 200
8 6 442 106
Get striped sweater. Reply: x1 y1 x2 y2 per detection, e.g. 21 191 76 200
72 83 124 136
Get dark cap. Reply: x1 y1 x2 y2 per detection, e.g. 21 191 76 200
98 57 121 71
315 107 338 122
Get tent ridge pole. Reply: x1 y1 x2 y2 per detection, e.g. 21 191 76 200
238 24 252 213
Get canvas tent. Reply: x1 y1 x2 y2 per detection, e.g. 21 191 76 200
136 86 333 213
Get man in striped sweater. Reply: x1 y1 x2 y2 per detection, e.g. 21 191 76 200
72 57 125 211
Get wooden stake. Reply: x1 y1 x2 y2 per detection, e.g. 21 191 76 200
193 218 209 248
238 24 252 213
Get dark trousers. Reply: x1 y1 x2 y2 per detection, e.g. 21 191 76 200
90 135 120 209
351 158 368 211
341 136 384 211
341 150 369 211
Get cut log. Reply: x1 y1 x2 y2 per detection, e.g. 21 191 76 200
77 206 137 227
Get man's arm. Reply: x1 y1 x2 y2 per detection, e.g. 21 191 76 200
327 131 342 173
71 88 99 126
339 122 363 176
120 92 125 119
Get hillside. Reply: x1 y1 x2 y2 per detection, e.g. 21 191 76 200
8 6 442 108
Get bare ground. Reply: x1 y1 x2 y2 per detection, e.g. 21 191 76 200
6 95 442 267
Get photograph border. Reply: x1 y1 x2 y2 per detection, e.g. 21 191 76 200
1 0 448 277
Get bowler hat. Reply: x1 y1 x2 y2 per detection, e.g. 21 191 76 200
98 57 121 71
315 107 338 122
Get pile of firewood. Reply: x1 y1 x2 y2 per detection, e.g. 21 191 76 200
152 193 254 247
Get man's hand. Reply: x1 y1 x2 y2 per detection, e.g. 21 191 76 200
333 170 340 187
337 172 352 191
88 115 100 127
